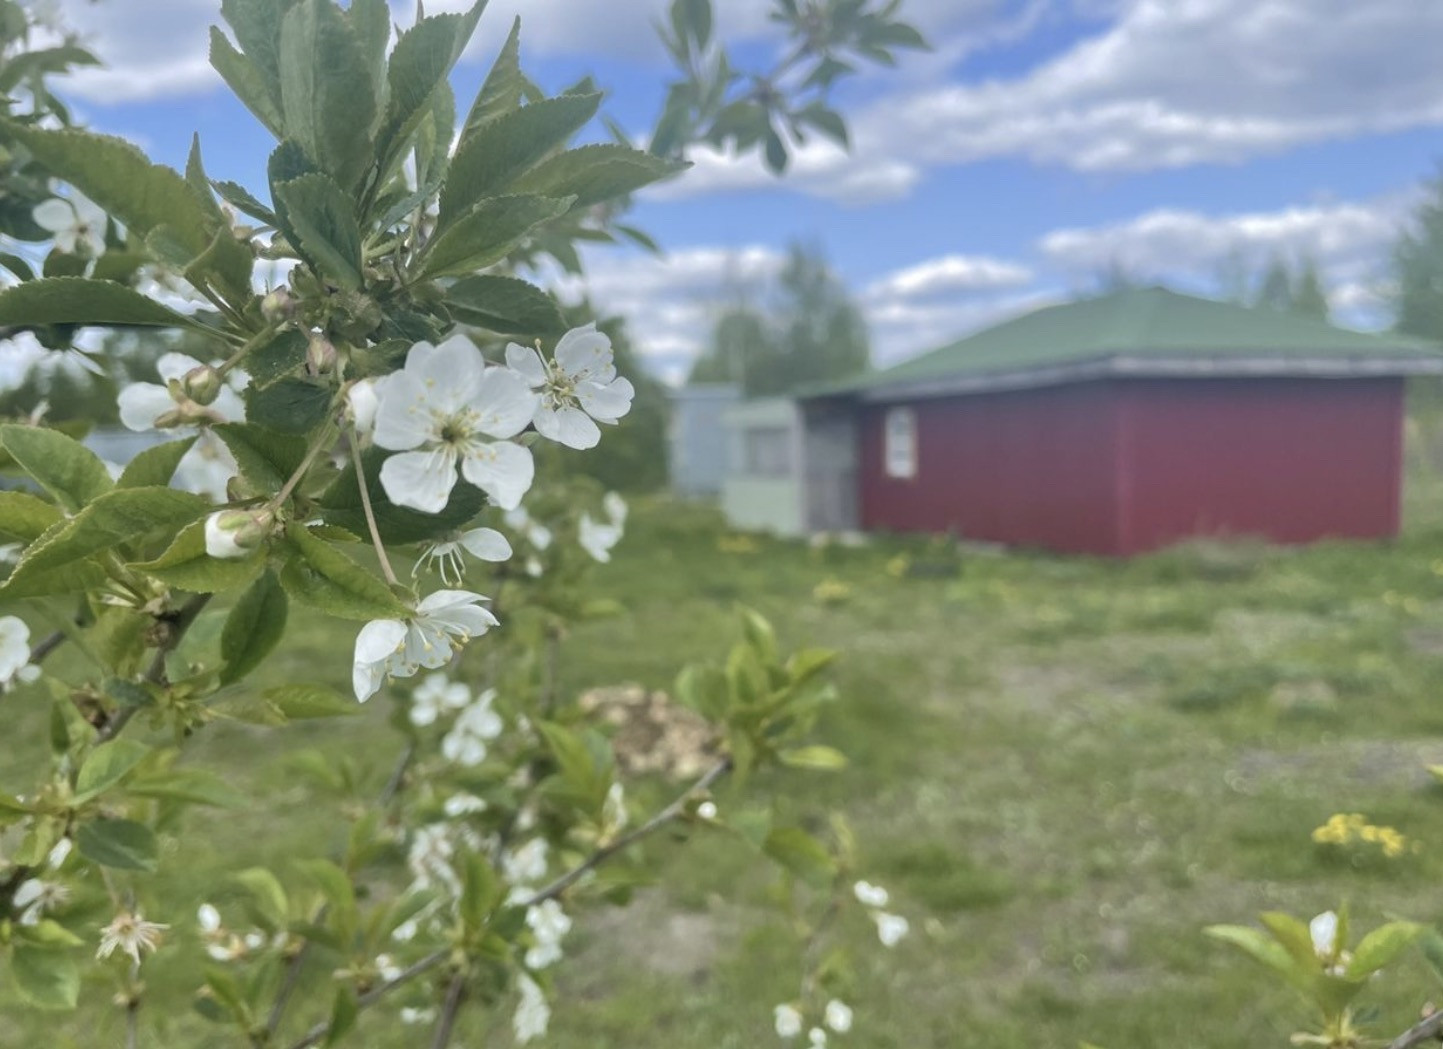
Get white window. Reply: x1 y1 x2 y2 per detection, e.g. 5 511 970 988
883 407 917 479
743 426 793 477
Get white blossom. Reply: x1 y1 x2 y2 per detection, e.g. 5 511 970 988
513 973 551 1044
13 878 68 926
400 1006 437 1026
174 432 241 503
603 781 628 833
97 910 168 965
204 511 258 560
415 526 512 586
0 615 32 686
504 505 553 551
407 824 459 895
524 899 572 969
118 352 245 433
440 688 503 766
579 492 627 563
442 792 488 817
46 838 71 869
505 324 635 450
197 904 221 934
774 1003 803 1038
872 911 909 948
502 837 549 887
347 378 381 437
696 801 718 821
408 672 470 727
373 335 538 512
852 880 889 909
33 193 107 256
824 999 853 1033
351 590 498 703
808 1027 828 1048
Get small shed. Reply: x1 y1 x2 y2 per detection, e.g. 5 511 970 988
796 287 1443 555
667 383 740 498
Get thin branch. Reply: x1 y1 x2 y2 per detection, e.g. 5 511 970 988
124 962 140 1049
28 629 65 665
349 429 398 586
519 757 732 909
97 593 211 744
1386 1008 1443 1049
283 949 449 1049
429 972 467 1049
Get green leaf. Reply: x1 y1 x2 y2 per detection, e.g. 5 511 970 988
273 173 363 290
778 745 847 771
209 29 285 135
737 605 777 663
220 571 288 685
213 178 278 226
133 520 265 593
76 818 158 871
117 437 197 489
459 852 501 932
674 663 729 721
1204 925 1299 978
0 490 63 543
763 827 835 888
444 274 565 336
280 522 410 621
325 988 358 1048
220 0 297 97
126 768 243 808
213 421 309 489
376 4 484 171
316 445 487 545
231 867 289 934
14 919 83 950
514 143 683 208
1345 922 1422 979
459 17 522 138
1257 912 1319 969
243 329 307 389
264 683 357 719
346 0 390 84
3 487 209 599
184 224 255 306
11 944 79 1010
73 739 151 803
243 376 333 435
417 193 572 279
439 92 602 229
796 102 849 149
185 134 229 227
3 123 215 256
0 276 205 332
278 0 377 188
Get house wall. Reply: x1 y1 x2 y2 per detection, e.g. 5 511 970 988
722 398 807 536
1116 377 1404 553
857 382 1123 553
668 384 740 497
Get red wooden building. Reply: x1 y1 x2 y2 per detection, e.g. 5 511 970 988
796 288 1443 555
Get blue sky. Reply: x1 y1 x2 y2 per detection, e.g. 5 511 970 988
39 0 1443 381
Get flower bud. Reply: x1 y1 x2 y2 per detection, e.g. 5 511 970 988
306 334 337 377
346 379 380 436
260 287 295 324
204 509 273 560
182 365 223 406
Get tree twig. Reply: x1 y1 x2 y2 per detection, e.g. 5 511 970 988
283 949 449 1049
96 593 211 744
1386 1008 1443 1049
429 971 467 1049
349 428 398 586
28 629 65 665
519 757 731 908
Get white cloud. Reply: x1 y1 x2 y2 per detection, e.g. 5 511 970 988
864 254 1033 301
1037 189 1419 325
54 0 221 103
646 140 921 206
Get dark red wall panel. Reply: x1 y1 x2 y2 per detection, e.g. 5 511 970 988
858 382 1124 554
1116 377 1404 554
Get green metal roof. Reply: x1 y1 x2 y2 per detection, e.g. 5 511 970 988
806 287 1443 400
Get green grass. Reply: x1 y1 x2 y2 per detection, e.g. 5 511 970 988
12 485 1443 1047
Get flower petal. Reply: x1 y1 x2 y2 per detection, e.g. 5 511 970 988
156 352 199 384
373 372 436 451
535 405 600 450
460 440 534 510
408 334 486 414
31 199 73 235
554 324 613 382
470 367 539 440
117 383 176 432
459 527 512 562
504 343 548 387
576 377 634 423
380 448 458 513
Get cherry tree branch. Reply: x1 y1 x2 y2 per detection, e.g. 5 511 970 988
283 949 450 1049
1386 1008 1443 1049
429 971 467 1049
97 593 211 743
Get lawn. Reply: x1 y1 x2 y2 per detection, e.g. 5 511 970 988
8 485 1443 1047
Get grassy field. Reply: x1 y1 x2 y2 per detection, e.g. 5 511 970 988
10 485 1443 1047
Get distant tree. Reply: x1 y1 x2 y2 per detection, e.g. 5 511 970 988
1094 258 1141 294
1254 255 1295 312
1214 247 1253 305
1292 257 1330 321
1393 172 1443 343
689 242 869 396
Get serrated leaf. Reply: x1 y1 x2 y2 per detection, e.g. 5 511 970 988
0 490 62 543
514 143 683 208
117 437 197 489
675 664 729 721
439 92 601 229
376 5 483 172
231 867 289 934
280 522 410 620
417 193 572 279
278 0 377 189
4 122 215 257
444 274 565 335
3 486 208 598
221 571 287 685
1204 924 1299 977
76 818 158 871
184 224 255 306
11 944 79 1010
459 17 521 138
212 421 308 491
1258 912 1318 969
273 173 363 290
126 767 242 808
1345 922 1421 978
134 519 266 593
243 329 307 389
324 988 358 1047
213 179 278 226
73 739 151 803
185 134 229 227
265 683 356 719
0 276 204 331
763 826 835 888
244 376 333 435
